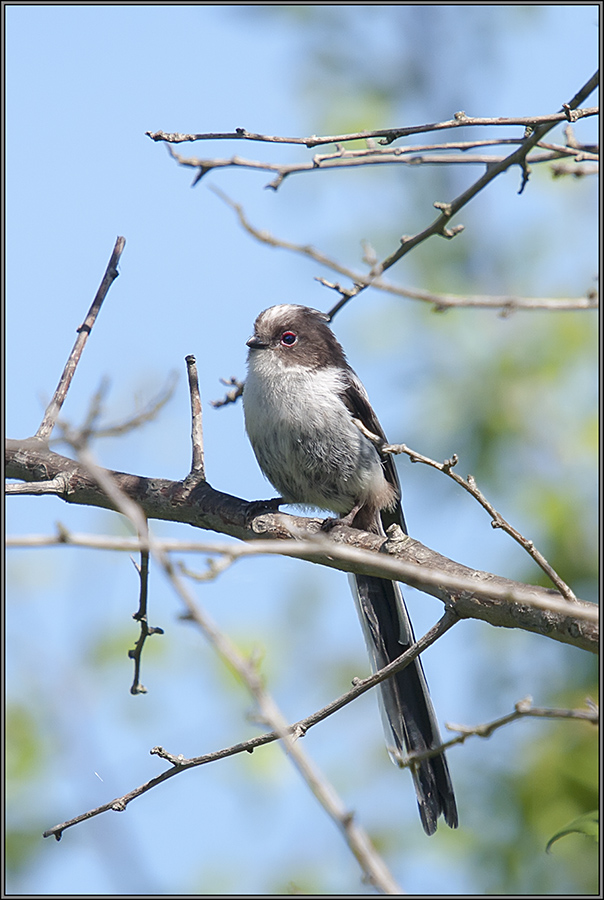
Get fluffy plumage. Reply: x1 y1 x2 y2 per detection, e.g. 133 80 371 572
243 304 458 834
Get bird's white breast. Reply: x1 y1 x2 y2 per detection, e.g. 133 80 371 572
243 353 388 514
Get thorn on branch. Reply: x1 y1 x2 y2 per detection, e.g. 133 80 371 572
518 158 531 194
192 166 211 186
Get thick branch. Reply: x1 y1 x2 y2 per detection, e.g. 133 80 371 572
6 439 597 653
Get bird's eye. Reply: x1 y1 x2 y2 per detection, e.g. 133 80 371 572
281 331 297 346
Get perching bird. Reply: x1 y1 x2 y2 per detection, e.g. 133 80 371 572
242 304 457 834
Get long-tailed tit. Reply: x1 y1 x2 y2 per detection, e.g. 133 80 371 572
243 304 458 834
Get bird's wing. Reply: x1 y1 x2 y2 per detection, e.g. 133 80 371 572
340 368 406 533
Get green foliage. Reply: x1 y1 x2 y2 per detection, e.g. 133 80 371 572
546 810 599 853
466 688 598 894
6 704 45 785
5 704 50 874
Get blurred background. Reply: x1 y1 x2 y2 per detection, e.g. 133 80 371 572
6 5 598 895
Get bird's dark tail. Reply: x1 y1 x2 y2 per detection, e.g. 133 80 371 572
352 573 458 835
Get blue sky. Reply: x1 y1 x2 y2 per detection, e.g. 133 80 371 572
6 5 598 895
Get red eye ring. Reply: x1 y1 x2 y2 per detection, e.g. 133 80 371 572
281 331 297 347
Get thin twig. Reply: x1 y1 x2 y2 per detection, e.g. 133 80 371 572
67 376 110 438
353 419 577 603
37 450 403 892
42 610 456 850
83 374 178 439
145 106 598 148
58 434 170 697
166 144 585 190
210 376 245 408
551 162 599 178
210 186 598 313
326 72 598 318
155 73 598 320
6 433 597 650
35 237 126 441
128 552 164 695
53 372 179 445
183 355 205 485
399 696 598 766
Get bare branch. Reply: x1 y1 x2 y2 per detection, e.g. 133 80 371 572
183 355 205 485
551 162 599 178
168 561 407 893
41 619 595 858
50 373 179 453
74 373 179 441
145 104 598 148
165 142 589 190
28 420 403 889
344 71 597 318
211 187 598 313
210 376 245 408
128 552 164 695
35 237 125 441
42 607 455 860
5 519 598 651
163 73 598 320
35 461 404 892
352 421 576 603
399 696 598 767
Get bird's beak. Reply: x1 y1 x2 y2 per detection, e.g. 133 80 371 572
246 335 268 349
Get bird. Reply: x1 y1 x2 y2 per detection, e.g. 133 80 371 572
242 303 458 834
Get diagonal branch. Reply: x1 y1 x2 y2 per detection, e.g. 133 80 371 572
209 186 598 313
352 421 577 603
326 71 599 318
37 443 406 893
42 609 456 853
35 237 125 441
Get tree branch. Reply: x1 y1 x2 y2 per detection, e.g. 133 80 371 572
145 104 598 147
164 141 591 191
209 187 598 313
155 72 598 320
42 608 456 858
353 422 576 602
5 440 597 653
35 453 407 893
398 696 598 767
128 551 164 695
35 237 125 441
